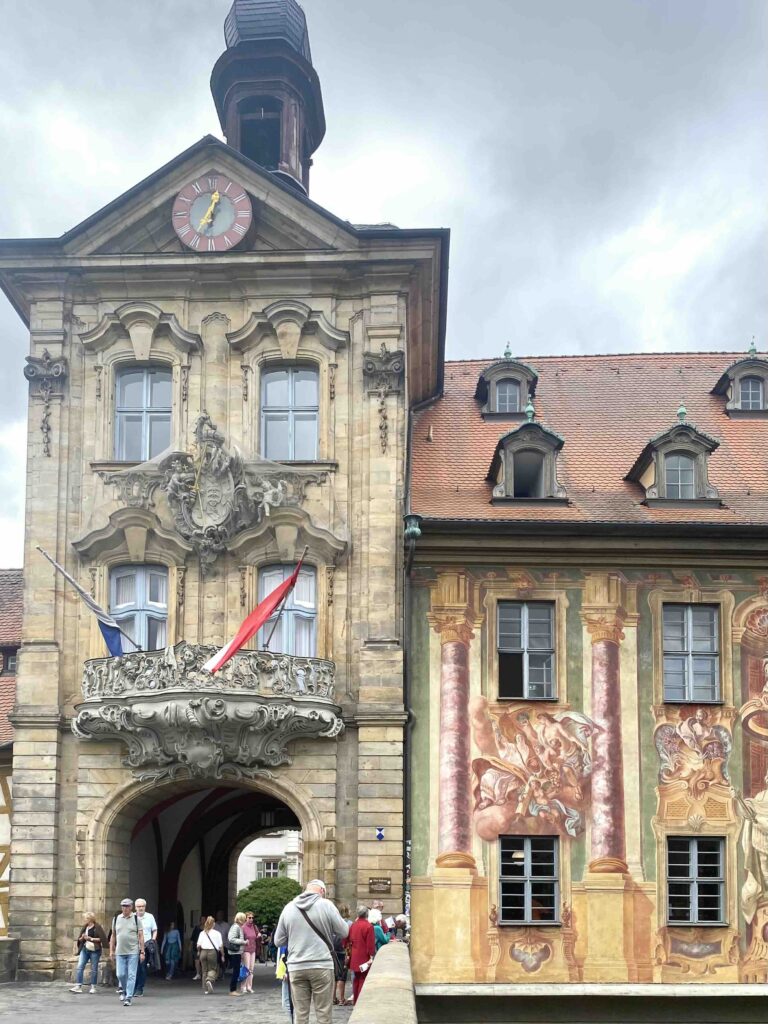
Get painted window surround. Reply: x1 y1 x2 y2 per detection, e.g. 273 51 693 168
498 835 561 926
666 835 727 926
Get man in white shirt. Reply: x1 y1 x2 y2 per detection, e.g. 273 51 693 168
134 898 157 996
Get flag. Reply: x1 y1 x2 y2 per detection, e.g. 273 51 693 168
36 545 133 656
203 554 306 674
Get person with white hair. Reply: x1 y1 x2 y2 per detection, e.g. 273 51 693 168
273 879 349 1024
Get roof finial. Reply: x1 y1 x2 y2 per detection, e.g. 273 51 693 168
525 396 535 422
677 401 687 423
503 341 512 360
749 336 757 356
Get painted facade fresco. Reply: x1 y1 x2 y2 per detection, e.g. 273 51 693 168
471 698 597 839
409 566 768 987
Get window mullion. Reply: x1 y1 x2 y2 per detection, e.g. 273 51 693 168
524 838 532 923
522 603 529 698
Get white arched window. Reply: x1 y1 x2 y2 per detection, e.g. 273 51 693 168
495 379 521 414
261 366 319 461
115 366 172 461
258 564 316 657
665 453 695 499
740 376 764 410
109 564 168 651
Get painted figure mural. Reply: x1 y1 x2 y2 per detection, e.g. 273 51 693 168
470 697 598 839
735 770 768 924
656 708 731 797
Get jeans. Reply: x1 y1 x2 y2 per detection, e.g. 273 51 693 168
289 968 334 1024
135 952 146 993
75 946 101 986
115 953 139 999
228 952 242 992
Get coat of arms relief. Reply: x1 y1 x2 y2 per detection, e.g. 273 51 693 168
101 412 324 571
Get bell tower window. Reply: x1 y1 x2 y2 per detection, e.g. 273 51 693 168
239 96 282 169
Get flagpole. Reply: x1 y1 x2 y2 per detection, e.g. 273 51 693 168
262 546 308 652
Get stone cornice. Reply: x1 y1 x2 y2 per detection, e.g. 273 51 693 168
9 706 67 730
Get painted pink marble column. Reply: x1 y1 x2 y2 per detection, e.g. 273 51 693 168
437 634 474 865
587 623 628 872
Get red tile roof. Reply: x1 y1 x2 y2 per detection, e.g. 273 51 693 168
411 353 768 525
0 676 14 746
0 569 23 645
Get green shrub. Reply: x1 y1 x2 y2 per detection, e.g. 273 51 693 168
236 876 302 930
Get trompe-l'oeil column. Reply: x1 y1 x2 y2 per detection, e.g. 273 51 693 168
427 572 478 869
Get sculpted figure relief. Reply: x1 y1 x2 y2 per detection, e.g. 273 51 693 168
470 696 597 839
655 708 731 798
733 770 768 924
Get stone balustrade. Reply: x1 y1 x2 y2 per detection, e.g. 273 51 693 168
81 640 336 701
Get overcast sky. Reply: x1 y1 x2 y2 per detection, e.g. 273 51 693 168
0 0 765 566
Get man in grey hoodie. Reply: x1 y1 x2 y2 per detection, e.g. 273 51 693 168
273 879 349 1024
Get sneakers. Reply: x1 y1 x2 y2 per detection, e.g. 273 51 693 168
205 980 213 994
117 988 124 997
69 985 82 993
123 998 132 1007
89 985 97 994
193 975 200 981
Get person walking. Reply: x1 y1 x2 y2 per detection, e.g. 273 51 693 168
191 915 206 980
109 899 145 1007
214 911 230 978
227 912 248 995
133 898 157 996
347 906 375 1005
161 921 182 980
196 916 223 994
273 879 349 1024
241 912 260 993
70 912 108 993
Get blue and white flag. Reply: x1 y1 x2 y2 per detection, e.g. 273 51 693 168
36 546 135 656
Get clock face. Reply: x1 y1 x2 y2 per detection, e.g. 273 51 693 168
172 172 253 252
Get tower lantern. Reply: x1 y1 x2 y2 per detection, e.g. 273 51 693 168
210 0 326 195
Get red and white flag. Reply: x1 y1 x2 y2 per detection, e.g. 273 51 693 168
202 555 305 674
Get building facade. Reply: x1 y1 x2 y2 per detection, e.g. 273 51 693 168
406 353 768 1013
0 569 22 945
0 0 446 978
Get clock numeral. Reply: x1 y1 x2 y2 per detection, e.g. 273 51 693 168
232 193 247 203
191 181 203 194
223 235 232 247
174 210 188 218
223 181 233 194
233 223 247 236
177 195 192 204
207 176 218 190
178 224 192 237
189 234 201 248
208 238 216 251
236 209 250 218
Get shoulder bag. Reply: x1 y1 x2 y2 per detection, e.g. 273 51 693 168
297 907 344 982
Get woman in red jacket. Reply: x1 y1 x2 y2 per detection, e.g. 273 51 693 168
346 906 375 1004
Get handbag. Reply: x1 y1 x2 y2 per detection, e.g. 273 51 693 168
297 907 344 982
238 962 250 981
85 940 97 952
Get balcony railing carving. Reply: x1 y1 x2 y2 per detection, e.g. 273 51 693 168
73 642 343 782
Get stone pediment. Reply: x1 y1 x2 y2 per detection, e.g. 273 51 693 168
56 136 358 257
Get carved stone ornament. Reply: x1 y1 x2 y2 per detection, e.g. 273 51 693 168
23 349 68 457
73 641 343 781
100 471 161 509
362 344 405 396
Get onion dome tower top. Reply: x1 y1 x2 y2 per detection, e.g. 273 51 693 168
211 0 326 195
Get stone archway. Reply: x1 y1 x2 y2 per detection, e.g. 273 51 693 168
80 772 327 929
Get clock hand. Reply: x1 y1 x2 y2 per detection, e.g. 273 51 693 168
197 190 221 232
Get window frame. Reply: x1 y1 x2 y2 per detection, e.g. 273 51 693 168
666 836 726 926
739 375 765 411
494 378 522 414
114 365 173 463
256 859 281 879
109 564 169 652
662 603 721 703
260 364 320 462
664 451 696 500
498 835 560 926
257 563 317 657
497 600 557 700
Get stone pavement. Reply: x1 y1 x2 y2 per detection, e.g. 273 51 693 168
0 963 356 1023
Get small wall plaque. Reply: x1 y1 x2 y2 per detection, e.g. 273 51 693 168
368 876 391 894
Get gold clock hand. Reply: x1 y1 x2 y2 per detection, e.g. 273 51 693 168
197 190 221 231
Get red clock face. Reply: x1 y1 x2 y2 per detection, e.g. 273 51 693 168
172 171 253 252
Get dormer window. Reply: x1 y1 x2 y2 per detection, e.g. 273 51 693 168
475 356 538 419
626 411 721 507
712 354 768 416
496 379 521 414
488 417 567 504
740 376 764 411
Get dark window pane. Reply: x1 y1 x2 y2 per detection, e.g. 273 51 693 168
691 607 718 652
663 606 687 651
498 604 522 649
498 652 524 699
663 657 687 701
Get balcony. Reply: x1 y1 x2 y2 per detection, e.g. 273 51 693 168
72 641 343 782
